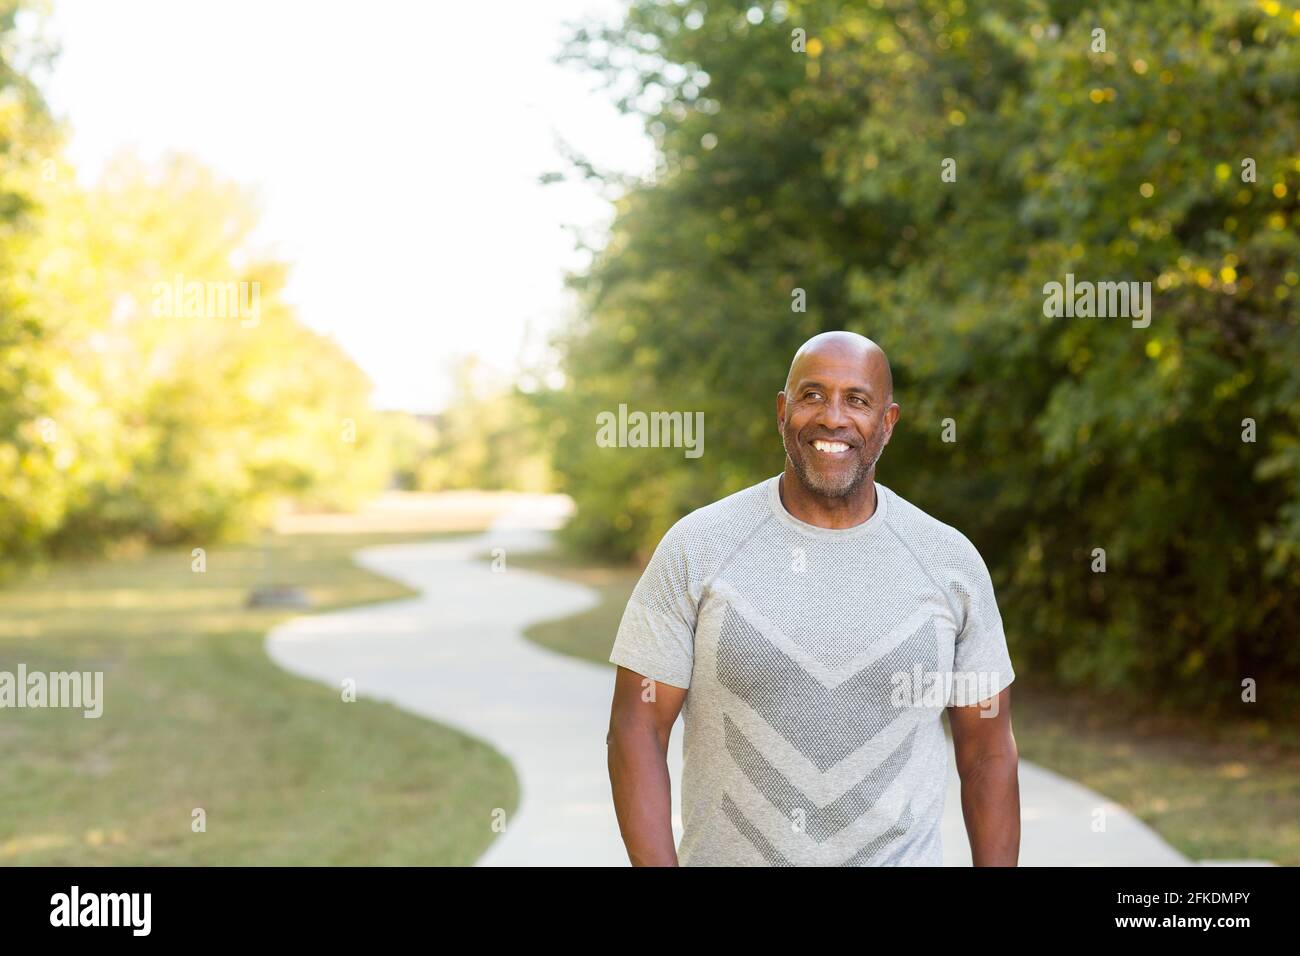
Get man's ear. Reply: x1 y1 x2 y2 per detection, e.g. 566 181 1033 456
883 401 901 442
776 391 787 432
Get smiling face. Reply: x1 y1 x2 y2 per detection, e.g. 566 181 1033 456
777 332 899 500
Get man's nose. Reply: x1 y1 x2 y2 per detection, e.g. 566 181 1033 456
814 394 852 429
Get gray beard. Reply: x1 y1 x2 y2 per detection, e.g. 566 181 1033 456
783 434 883 499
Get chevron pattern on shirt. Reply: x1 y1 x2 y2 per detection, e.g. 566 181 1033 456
716 603 940 772
724 713 919 842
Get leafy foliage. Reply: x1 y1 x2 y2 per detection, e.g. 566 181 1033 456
0 2 393 569
548 0 1300 717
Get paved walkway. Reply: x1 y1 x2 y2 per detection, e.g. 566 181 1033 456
266 496 1191 866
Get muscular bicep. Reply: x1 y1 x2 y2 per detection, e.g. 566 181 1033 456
609 665 687 745
947 687 1016 778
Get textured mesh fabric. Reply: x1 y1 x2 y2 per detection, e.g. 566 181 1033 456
610 473 1015 866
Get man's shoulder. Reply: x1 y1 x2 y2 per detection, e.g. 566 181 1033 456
659 476 773 553
879 482 986 571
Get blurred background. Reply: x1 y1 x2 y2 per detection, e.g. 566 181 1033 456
0 0 1297 865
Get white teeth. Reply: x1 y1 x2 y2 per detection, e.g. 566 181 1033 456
812 440 850 453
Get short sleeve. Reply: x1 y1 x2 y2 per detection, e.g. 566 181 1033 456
609 520 698 689
945 538 1015 708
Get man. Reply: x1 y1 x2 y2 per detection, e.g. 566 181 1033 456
606 330 1019 866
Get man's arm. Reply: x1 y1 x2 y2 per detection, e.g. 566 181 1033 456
947 687 1019 866
607 665 687 866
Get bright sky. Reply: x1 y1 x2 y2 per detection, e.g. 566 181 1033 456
42 0 652 412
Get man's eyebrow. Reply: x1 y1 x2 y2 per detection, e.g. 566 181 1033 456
791 379 875 395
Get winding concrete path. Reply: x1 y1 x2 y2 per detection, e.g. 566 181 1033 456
266 496 1191 866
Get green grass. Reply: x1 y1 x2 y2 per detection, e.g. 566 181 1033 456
511 550 641 665
508 548 1300 866
0 531 517 865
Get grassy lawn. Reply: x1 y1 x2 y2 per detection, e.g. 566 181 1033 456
0 530 516 865
508 548 1300 866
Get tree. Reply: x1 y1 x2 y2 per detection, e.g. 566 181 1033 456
549 0 1300 717
13 152 390 556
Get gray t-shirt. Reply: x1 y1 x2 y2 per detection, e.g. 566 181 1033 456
609 474 1015 866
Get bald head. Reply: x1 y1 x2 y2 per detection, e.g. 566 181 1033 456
783 331 893 400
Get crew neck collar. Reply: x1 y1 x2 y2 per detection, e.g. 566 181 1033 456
766 473 890 539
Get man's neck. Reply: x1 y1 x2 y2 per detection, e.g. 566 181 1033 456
778 466 878 529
